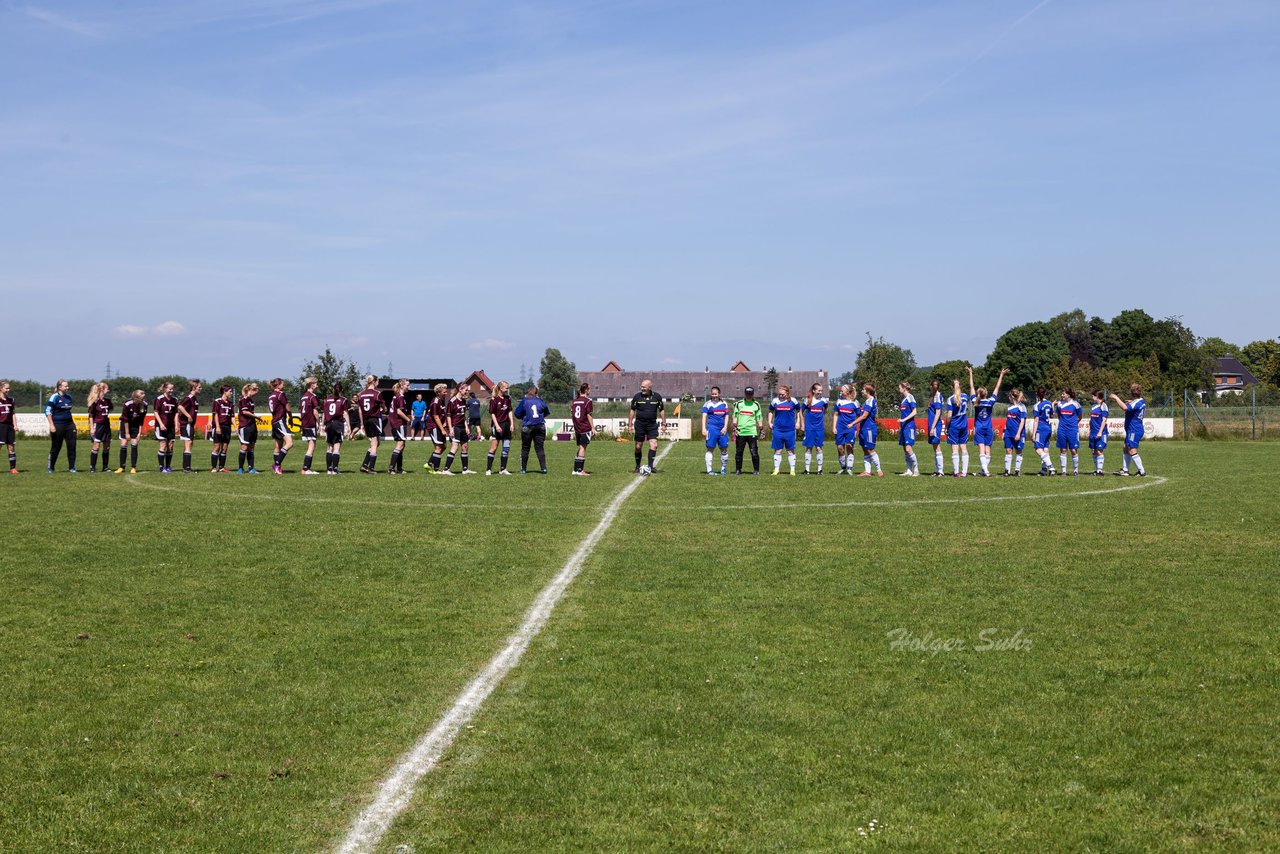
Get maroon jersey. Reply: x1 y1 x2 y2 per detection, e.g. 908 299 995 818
154 394 179 428
428 397 449 429
178 394 199 426
489 394 512 428
355 389 383 421
238 396 257 428
0 395 13 424
389 393 408 428
299 392 319 429
212 398 234 428
268 390 289 426
89 397 113 424
323 395 348 425
447 395 467 429
571 395 593 433
121 398 148 424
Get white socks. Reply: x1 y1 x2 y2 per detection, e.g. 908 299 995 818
1015 453 1022 473
773 451 782 473
788 452 796 473
805 450 812 472
935 449 944 473
706 450 713 472
870 452 880 473
1133 454 1144 474
1003 452 1012 474
961 449 969 476
816 450 823 473
979 453 990 475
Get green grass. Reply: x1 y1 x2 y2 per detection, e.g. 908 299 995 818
3 439 1278 850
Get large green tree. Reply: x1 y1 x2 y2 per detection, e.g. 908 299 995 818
538 348 578 403
983 321 1069 394
300 348 362 397
854 334 917 391
1049 309 1098 366
1241 339 1280 387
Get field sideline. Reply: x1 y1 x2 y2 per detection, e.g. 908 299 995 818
2 439 1278 850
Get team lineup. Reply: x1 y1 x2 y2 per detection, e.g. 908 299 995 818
3 368 1150 479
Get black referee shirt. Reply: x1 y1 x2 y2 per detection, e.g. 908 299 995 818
630 390 664 423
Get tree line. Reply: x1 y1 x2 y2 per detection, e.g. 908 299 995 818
837 308 1277 403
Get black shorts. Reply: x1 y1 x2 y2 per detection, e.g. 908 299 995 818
469 416 482 426
391 424 407 442
238 424 258 445
363 416 385 438
92 422 112 443
429 425 447 445
179 423 195 442
120 420 143 440
0 423 14 444
452 426 470 443
271 421 289 442
213 427 231 445
325 421 345 445
300 426 318 442
491 424 512 441
575 431 591 448
633 421 660 442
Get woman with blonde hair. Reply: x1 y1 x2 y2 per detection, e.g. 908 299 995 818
486 380 514 475
87 382 113 473
176 379 202 473
386 379 412 474
237 382 260 474
355 374 384 474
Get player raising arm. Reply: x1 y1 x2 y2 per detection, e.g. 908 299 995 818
970 366 1005 477
945 378 970 477
1109 384 1148 476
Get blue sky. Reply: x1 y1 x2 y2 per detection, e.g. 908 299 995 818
2 0 1277 383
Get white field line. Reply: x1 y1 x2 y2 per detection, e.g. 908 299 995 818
123 476 604 512
336 442 674 854
680 474 1168 511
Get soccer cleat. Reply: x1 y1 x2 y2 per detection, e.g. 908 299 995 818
301 469 319 475
486 470 492 476
1136 471 1146 477
857 472 872 477
1113 470 1129 476
10 468 18 475
519 469 526 475
499 469 511 475
789 471 795 476
899 471 913 477
732 470 743 475
1000 471 1009 477
462 469 477 475
540 469 548 475
439 470 454 476
771 471 780 476
47 468 54 474
633 467 641 473
246 467 259 474
69 468 78 474
720 468 727 475
114 467 125 474
272 465 283 475
876 470 884 477
129 467 137 474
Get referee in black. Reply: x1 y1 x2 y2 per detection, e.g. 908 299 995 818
626 379 664 472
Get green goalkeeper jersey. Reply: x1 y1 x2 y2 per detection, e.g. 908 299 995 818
732 400 763 436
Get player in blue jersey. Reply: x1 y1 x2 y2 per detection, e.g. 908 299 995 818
897 381 918 476
854 383 882 477
1109 383 1148 476
926 379 945 476
1002 389 1027 476
800 383 828 474
968 365 1006 477
1054 387 1083 476
768 385 799 475
945 378 970 477
832 385 861 475
1087 390 1109 475
1032 387 1056 476
701 386 730 475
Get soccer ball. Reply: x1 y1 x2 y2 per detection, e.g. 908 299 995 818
639 465 652 476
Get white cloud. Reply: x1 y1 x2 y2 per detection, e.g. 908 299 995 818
818 343 856 352
114 324 148 337
469 338 514 351
154 320 189 337
660 356 682 365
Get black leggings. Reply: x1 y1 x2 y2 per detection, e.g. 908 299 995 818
735 435 760 472
49 422 77 470
520 425 546 471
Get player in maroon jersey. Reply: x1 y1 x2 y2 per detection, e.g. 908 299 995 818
0 381 18 473
153 381 179 473
237 382 260 473
209 385 234 472
355 374 384 473
115 389 148 473
266 378 293 474
323 383 350 474
176 379 202 473
571 382 595 476
485 380 514 475
85 382 114 473
445 383 475 474
384 379 413 474
425 382 451 474
296 376 320 475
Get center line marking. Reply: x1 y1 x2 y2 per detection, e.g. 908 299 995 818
336 442 674 853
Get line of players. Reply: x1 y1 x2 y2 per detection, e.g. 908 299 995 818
19 375 589 477
698 368 1150 477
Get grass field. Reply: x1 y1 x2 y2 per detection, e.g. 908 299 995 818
2 437 1278 851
